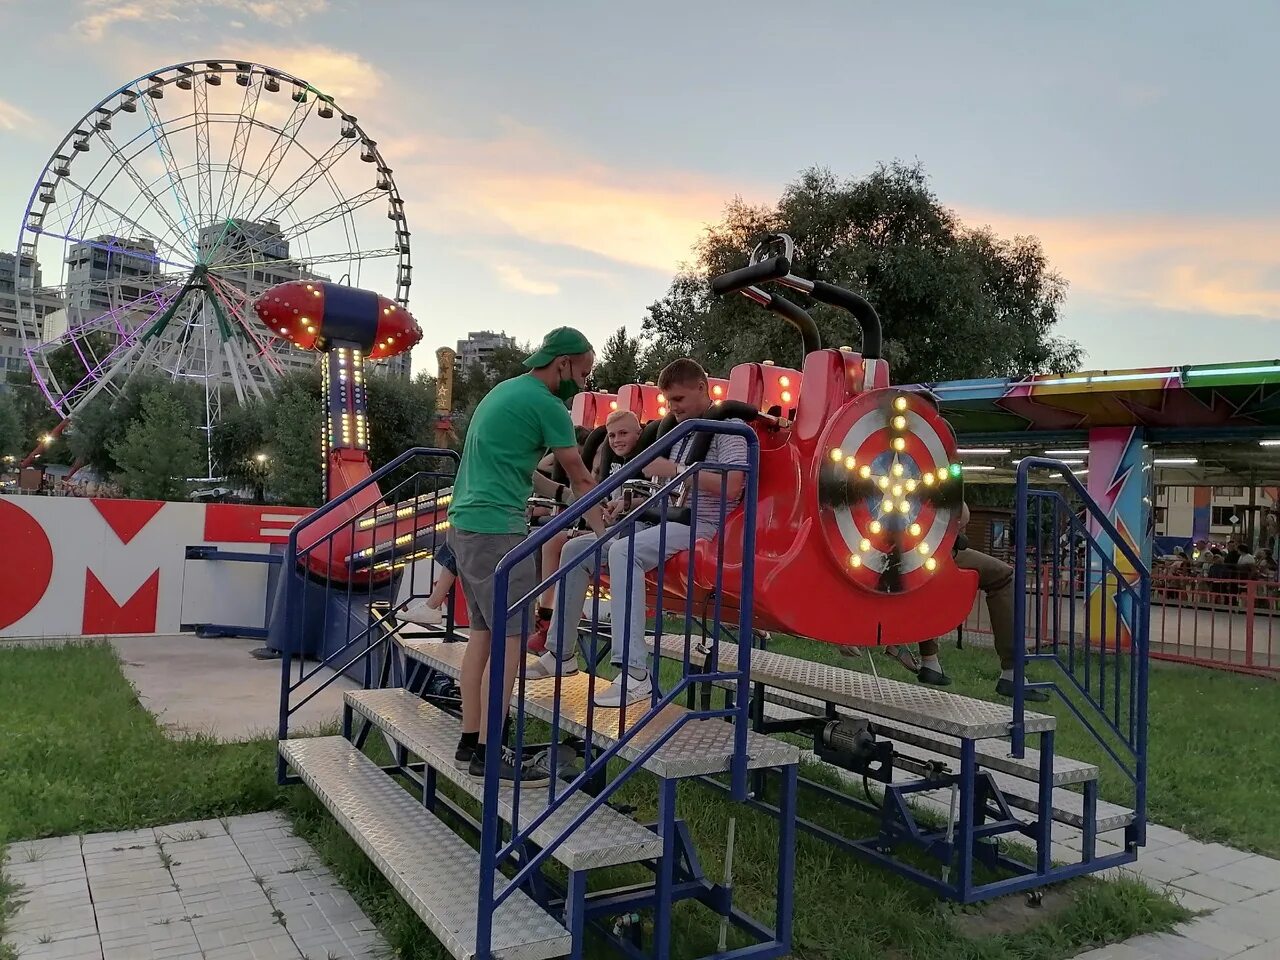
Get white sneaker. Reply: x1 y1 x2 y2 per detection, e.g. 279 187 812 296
401 602 443 625
525 651 580 681
594 671 652 708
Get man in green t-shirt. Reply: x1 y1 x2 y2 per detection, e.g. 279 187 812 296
448 326 602 783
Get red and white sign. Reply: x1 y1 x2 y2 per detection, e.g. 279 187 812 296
0 496 311 639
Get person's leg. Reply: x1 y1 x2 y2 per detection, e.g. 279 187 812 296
530 531 570 654
460 627 491 739
595 524 691 707
527 532 601 677
912 638 950 685
425 569 456 609
955 548 1048 701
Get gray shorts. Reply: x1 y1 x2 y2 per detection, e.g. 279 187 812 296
448 527 539 637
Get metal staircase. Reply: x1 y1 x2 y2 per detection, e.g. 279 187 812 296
276 427 801 960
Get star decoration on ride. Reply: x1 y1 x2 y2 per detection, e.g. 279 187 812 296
816 391 964 594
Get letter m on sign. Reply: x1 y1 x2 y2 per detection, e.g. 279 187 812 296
82 500 167 634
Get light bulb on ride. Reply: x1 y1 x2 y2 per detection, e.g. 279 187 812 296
860 538 871 552
905 479 917 492
909 522 921 537
925 557 937 571
878 476 890 490
923 473 934 487
892 484 903 497
893 437 906 452
779 376 791 388
882 498 894 513
936 467 948 482
918 543 931 556
844 456 856 470
859 464 871 479
849 555 862 569
892 415 907 431
781 390 792 403
894 396 908 412
898 500 911 514
831 448 843 462
869 520 882 534
892 462 904 477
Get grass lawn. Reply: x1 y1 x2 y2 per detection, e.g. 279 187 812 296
0 638 1191 960
767 635 1280 858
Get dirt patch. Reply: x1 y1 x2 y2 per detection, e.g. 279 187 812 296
948 886 1074 939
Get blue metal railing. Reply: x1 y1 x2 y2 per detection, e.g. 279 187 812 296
1013 457 1149 844
473 419 759 960
276 447 459 780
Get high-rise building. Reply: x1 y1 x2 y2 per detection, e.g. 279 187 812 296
456 330 515 375
0 252 62 392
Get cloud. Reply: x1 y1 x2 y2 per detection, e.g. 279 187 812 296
0 97 36 133
76 0 327 41
395 121 767 274
961 207 1280 322
493 264 560 296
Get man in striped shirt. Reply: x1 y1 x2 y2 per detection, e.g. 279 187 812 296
527 358 749 706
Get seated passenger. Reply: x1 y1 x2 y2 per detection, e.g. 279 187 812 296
529 409 642 653
879 501 1050 702
526 359 748 706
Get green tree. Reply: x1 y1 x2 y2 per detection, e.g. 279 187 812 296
642 162 1081 384
0 391 20 459
265 372 323 507
451 343 530 411
592 327 642 391
68 376 202 478
4 372 67 466
210 400 271 498
109 388 202 500
46 332 116 395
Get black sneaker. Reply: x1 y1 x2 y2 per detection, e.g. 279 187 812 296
469 749 551 783
454 744 474 769
995 678 1050 702
917 666 952 687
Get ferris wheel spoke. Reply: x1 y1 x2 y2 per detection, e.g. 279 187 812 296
232 95 313 225
139 95 199 245
204 274 286 376
96 129 196 256
61 179 197 268
48 285 186 406
206 188 384 271
215 74 266 224
193 79 213 233
208 246 398 275
252 136 359 229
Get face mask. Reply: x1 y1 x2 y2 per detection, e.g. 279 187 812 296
556 360 582 401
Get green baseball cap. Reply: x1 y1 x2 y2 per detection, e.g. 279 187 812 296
523 326 593 368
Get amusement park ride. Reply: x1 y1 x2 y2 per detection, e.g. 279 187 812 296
16 59 1151 960
268 233 1151 960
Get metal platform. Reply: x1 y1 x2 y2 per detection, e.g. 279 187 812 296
400 639 800 778
652 635 1055 739
345 688 665 869
279 736 571 960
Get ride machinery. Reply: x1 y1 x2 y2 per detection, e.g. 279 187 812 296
576 233 978 648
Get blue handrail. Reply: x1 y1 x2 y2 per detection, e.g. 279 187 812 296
473 418 759 960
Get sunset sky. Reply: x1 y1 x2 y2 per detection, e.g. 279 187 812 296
1 0 1277 377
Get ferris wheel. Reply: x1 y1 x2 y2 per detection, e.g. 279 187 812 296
14 60 412 473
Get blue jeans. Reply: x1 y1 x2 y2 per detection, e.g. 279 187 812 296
546 523 709 671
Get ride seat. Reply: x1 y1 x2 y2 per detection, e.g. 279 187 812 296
793 348 890 444
616 383 665 423
727 362 802 419
570 391 618 429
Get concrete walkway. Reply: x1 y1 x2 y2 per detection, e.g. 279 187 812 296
2 812 384 960
111 635 359 742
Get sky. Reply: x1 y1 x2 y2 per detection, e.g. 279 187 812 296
1 0 1278 379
